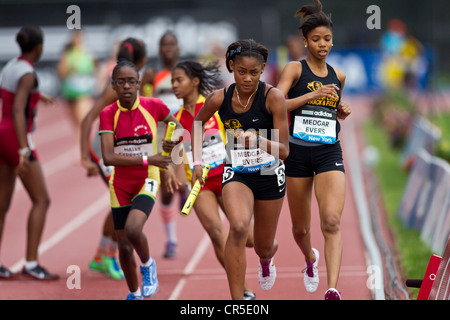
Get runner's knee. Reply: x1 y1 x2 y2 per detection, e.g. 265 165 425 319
321 215 340 235
229 221 249 244
292 225 310 240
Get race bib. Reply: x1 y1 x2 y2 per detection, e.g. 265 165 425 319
114 135 154 157
185 133 226 171
144 178 159 198
230 148 276 173
293 105 337 144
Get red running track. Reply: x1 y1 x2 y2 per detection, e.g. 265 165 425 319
0 98 373 300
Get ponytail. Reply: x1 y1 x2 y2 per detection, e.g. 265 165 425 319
295 0 333 38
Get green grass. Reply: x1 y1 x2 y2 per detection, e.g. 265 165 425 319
363 120 433 299
432 113 450 138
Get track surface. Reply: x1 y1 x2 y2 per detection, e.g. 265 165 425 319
0 96 372 300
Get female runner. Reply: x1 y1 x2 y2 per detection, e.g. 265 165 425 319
191 39 290 300
277 0 351 300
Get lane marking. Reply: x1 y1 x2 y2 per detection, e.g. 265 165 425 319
342 122 385 300
168 232 211 300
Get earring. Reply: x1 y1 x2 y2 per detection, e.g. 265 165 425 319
305 45 308 48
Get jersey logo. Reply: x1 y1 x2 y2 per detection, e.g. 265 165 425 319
224 119 242 131
307 81 323 92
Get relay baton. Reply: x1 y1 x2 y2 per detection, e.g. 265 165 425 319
181 164 211 216
161 121 176 156
160 121 176 170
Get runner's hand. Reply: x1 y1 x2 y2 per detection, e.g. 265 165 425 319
150 154 172 169
337 101 351 120
314 84 339 100
191 165 205 188
81 158 100 177
162 165 182 193
16 154 30 178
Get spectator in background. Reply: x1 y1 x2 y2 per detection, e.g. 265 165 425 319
380 19 425 91
141 31 186 259
58 30 97 139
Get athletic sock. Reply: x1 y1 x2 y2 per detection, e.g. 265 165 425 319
141 257 153 267
24 260 38 270
132 288 142 297
160 201 178 244
94 236 110 262
106 239 118 257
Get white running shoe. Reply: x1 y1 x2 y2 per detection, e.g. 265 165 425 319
258 258 276 291
324 288 341 300
303 248 319 293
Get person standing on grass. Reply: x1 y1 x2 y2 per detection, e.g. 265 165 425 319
191 39 290 300
276 0 351 300
99 60 181 300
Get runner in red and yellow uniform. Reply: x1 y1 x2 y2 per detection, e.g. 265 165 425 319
99 60 181 300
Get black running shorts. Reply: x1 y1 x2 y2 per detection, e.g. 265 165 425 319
111 195 155 230
222 161 286 200
284 141 345 177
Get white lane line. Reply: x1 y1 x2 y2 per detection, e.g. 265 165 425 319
168 232 211 300
342 122 385 300
10 192 109 273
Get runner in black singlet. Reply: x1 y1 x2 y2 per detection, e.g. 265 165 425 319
277 0 351 300
191 39 290 300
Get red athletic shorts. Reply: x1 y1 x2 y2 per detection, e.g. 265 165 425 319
0 130 38 167
201 173 222 197
109 166 160 208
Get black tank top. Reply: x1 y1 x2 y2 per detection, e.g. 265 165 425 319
218 81 278 173
288 60 341 146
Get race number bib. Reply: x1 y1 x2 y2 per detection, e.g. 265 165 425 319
114 135 154 157
230 147 276 173
144 178 159 198
185 133 226 171
293 105 337 144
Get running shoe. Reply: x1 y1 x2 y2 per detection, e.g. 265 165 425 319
141 257 159 297
89 258 106 273
102 255 124 280
22 265 59 280
258 258 276 291
126 292 143 300
0 265 18 280
303 248 320 293
324 288 341 300
243 290 256 300
163 241 177 258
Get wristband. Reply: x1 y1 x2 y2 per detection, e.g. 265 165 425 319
193 161 202 167
142 155 148 166
18 147 31 157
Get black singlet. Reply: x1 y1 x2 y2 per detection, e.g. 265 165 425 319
288 60 341 146
218 81 278 173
